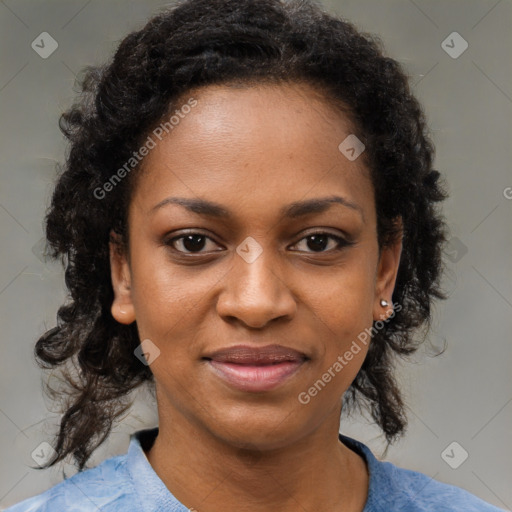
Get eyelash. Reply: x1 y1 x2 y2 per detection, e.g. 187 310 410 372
164 231 353 255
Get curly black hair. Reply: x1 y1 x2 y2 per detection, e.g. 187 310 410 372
34 0 449 471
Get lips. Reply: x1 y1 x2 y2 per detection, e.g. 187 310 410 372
205 344 307 364
204 344 308 392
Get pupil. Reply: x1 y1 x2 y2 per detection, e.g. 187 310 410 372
183 234 205 252
308 234 328 252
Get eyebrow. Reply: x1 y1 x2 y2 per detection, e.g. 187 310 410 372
150 195 364 222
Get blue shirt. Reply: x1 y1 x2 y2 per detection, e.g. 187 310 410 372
5 427 506 511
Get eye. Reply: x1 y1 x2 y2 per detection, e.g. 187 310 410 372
166 233 222 254
165 231 353 255
290 232 352 253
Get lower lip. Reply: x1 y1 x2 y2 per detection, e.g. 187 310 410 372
207 360 305 392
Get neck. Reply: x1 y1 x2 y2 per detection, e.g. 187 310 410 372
145 402 369 512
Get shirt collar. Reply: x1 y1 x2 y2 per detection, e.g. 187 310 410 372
125 427 392 512
125 427 187 511
338 433 398 511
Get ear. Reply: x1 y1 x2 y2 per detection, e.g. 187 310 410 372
109 230 136 325
373 217 403 321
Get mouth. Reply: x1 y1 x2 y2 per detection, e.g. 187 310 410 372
203 344 309 392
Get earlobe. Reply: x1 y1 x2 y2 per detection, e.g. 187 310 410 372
111 301 136 325
109 231 136 325
373 218 403 321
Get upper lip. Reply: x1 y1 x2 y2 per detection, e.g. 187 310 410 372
203 344 308 365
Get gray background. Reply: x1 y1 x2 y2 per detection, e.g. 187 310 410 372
1 0 511 509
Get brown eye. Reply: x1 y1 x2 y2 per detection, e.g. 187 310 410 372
167 233 220 254
291 233 352 253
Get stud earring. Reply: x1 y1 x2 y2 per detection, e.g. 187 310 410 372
380 299 389 307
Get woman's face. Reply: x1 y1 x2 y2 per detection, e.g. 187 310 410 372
110 82 402 450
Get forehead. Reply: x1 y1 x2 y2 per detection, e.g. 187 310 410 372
131 82 374 225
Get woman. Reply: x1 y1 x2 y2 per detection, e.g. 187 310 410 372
5 0 505 510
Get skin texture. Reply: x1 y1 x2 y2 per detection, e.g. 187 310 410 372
110 82 402 512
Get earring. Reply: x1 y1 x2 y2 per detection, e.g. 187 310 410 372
380 299 389 307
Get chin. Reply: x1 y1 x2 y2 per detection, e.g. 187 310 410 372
208 411 310 453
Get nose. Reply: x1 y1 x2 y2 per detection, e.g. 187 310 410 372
216 246 297 329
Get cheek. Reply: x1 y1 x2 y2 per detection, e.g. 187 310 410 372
310 263 375 338
128 247 187 339
304 258 376 388
128 249 221 356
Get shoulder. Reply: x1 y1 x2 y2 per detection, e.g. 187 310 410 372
374 462 506 511
3 453 138 512
339 434 506 512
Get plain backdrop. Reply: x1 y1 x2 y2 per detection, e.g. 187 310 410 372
0 0 511 509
